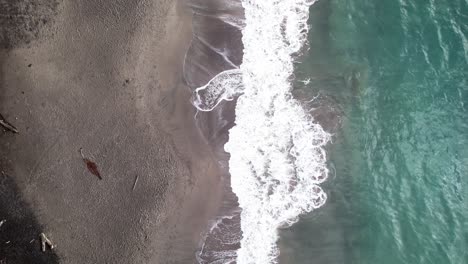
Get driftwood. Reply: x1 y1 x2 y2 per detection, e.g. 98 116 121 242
132 175 139 191
40 233 55 252
0 114 18 133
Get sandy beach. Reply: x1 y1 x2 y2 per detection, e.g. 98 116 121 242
0 0 224 263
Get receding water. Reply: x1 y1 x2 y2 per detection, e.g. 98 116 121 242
280 0 468 263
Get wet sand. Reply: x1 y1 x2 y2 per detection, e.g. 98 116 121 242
0 0 224 263
182 1 245 262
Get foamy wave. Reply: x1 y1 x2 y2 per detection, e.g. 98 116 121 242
192 0 329 263
196 212 241 264
192 69 243 111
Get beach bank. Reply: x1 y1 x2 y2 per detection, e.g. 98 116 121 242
0 0 224 263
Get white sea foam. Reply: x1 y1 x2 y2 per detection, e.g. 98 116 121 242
192 69 243 111
192 0 330 263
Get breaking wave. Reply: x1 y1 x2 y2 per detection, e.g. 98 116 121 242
192 0 330 263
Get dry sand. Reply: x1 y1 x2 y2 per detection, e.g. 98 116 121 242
0 0 224 263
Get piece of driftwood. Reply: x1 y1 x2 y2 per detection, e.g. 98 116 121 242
40 233 54 252
0 114 18 133
132 175 139 191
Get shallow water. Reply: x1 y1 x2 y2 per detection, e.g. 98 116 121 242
280 0 467 263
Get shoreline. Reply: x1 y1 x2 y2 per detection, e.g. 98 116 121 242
182 0 245 263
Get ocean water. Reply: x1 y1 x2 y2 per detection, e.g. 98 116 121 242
279 0 467 263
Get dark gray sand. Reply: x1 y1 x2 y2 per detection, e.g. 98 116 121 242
182 1 244 262
0 0 224 263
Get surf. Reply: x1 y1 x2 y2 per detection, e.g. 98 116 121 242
192 0 330 262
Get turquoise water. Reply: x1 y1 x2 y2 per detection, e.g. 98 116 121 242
280 0 468 263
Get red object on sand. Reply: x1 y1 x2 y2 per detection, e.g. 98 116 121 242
84 158 102 180
79 148 102 180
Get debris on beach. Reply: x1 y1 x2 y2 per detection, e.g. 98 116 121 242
132 175 139 191
39 233 54 252
0 113 19 133
79 148 102 180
